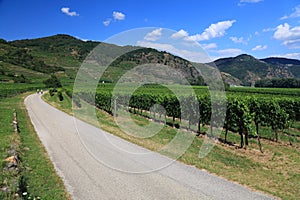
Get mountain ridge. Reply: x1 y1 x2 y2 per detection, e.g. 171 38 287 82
214 54 300 85
1 34 300 86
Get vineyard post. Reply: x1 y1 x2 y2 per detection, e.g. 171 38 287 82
256 123 263 153
113 98 117 117
13 109 19 133
197 118 201 136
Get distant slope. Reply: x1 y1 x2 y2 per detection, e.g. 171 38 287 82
214 54 270 85
0 61 48 83
261 57 300 65
10 34 98 61
0 39 64 74
214 54 299 85
261 57 300 79
106 48 205 85
2 34 205 85
9 34 100 78
1 34 300 86
0 35 138 82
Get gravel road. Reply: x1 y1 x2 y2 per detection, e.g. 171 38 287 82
24 94 275 200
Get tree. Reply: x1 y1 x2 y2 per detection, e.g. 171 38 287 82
255 78 300 88
44 75 62 89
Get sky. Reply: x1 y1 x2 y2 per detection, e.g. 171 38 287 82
0 0 300 61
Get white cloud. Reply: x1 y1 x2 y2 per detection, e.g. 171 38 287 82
103 19 112 26
61 7 79 17
273 23 300 48
211 48 244 60
74 36 89 42
171 29 189 39
254 31 259 36
136 41 213 63
269 53 300 60
185 20 236 42
280 5 300 20
216 48 244 55
113 11 125 20
274 23 300 40
144 28 163 41
263 27 275 32
238 0 263 6
283 39 300 47
252 45 267 51
230 36 246 44
103 11 125 26
200 43 218 50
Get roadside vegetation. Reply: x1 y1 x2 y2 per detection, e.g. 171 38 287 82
0 36 73 199
0 93 70 199
44 86 300 199
0 69 70 200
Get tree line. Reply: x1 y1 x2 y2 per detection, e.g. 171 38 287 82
255 78 300 88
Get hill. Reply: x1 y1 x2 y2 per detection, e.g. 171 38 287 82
214 54 300 86
1 34 300 86
0 34 123 83
106 48 205 85
1 34 205 85
0 38 64 74
9 34 100 78
214 54 270 85
261 57 300 79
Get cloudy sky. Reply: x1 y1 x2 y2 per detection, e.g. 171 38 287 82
0 0 299 61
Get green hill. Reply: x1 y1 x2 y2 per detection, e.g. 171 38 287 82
0 38 64 74
214 54 300 85
1 34 300 87
1 34 205 85
106 48 205 85
214 54 270 85
9 34 99 78
261 57 300 79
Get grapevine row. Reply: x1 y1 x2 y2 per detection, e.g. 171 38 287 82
70 89 300 148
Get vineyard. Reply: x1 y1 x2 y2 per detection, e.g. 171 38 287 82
0 83 43 99
67 84 300 150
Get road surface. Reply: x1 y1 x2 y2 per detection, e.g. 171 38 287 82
25 94 274 200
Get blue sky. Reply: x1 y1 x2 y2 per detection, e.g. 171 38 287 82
0 0 300 61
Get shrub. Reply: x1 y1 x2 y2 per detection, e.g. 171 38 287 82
43 75 62 89
57 88 64 101
49 88 56 96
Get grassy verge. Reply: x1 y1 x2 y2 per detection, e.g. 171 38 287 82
43 92 300 199
0 93 70 200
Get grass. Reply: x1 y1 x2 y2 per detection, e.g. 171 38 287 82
0 93 70 200
0 62 49 84
43 91 300 199
228 86 300 97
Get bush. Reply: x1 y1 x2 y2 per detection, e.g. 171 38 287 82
57 88 64 101
43 75 62 89
49 88 57 96
13 74 30 83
